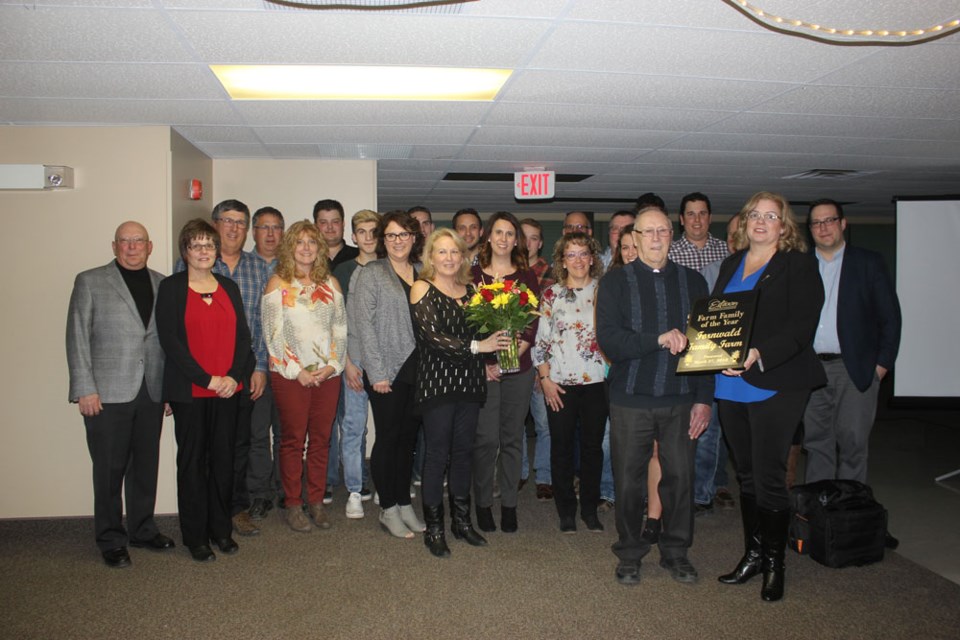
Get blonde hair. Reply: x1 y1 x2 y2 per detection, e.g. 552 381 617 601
419 228 471 285
731 191 807 253
274 221 332 284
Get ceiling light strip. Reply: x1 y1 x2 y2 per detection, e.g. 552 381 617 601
725 0 960 44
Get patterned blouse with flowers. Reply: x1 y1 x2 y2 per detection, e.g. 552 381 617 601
533 279 606 386
262 276 347 380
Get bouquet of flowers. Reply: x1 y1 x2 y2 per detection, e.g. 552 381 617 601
464 277 539 373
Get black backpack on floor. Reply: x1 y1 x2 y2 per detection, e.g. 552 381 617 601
789 479 887 568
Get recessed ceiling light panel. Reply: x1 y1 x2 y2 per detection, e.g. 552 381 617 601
211 65 511 101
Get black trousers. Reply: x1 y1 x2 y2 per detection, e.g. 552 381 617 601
718 389 810 511
365 374 419 509
610 402 695 563
421 401 481 507
171 396 239 547
83 381 164 552
548 382 607 519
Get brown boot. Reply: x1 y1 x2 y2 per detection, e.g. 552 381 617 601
308 503 331 530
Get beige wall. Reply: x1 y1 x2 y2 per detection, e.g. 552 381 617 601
0 126 179 518
0 127 379 519
213 159 377 250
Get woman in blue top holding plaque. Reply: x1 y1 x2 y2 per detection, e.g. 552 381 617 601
713 191 826 602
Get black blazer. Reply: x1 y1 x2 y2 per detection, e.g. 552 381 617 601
835 245 901 392
713 249 826 391
156 271 255 403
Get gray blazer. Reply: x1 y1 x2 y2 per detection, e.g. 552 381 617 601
349 259 416 385
66 261 165 403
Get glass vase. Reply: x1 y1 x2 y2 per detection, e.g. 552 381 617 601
497 332 521 375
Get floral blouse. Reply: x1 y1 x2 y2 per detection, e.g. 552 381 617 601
262 276 347 380
533 280 606 386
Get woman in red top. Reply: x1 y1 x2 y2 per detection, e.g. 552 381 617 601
157 219 253 563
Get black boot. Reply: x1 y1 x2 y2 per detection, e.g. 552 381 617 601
423 503 450 558
718 494 761 585
475 504 496 532
450 495 487 546
501 506 518 533
759 506 790 602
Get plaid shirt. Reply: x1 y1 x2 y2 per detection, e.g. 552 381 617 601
175 251 270 372
530 256 555 290
668 234 729 273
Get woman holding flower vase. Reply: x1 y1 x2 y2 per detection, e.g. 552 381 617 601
470 211 540 533
411 229 511 557
262 221 346 533
533 232 608 534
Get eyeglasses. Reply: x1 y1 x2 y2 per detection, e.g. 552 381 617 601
253 224 283 233
633 227 672 239
563 223 590 232
747 211 781 223
383 231 414 242
188 242 216 253
564 251 591 261
809 216 841 229
216 217 248 229
117 237 147 247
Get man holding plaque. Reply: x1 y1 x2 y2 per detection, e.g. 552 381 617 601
802 199 901 485
597 205 714 586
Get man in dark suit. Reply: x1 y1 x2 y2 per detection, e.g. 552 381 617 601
66 221 175 568
803 199 902 484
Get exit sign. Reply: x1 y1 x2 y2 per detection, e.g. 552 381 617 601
514 171 555 200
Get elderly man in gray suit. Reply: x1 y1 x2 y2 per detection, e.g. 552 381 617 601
67 221 175 568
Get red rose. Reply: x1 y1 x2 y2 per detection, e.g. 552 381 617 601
519 292 529 306
503 279 515 291
481 289 495 302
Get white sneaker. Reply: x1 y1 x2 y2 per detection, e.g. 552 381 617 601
345 492 364 519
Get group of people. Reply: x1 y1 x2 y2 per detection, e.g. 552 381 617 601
67 190 900 604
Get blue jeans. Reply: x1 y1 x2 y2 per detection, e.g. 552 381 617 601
331 375 370 494
694 402 722 505
601 419 615 501
521 386 551 483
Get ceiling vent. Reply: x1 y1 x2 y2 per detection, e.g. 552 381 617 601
781 169 879 181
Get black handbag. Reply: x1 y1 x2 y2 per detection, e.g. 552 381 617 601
789 479 887 568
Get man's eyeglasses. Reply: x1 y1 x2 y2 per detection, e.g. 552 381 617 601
563 223 590 232
809 216 840 229
216 217 248 229
633 227 672 239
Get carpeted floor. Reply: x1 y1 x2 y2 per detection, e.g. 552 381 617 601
4 485 960 640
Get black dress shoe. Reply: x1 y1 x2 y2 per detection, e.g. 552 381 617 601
559 515 577 534
129 533 175 551
885 532 900 550
189 545 216 563
660 557 699 583
582 514 604 533
102 547 131 569
210 536 239 555
615 560 640 586
248 498 273 520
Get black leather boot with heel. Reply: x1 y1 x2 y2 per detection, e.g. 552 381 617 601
718 493 761 585
423 503 451 558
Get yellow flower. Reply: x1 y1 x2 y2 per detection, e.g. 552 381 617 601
488 282 505 291
491 292 511 308
470 293 483 306
526 291 539 308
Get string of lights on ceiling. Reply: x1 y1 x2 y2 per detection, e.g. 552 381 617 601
724 0 960 44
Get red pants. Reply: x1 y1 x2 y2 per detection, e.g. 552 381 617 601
271 372 341 507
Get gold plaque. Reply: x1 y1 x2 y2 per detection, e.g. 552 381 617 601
677 291 757 374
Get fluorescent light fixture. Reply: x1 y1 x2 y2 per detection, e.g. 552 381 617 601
211 65 511 101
